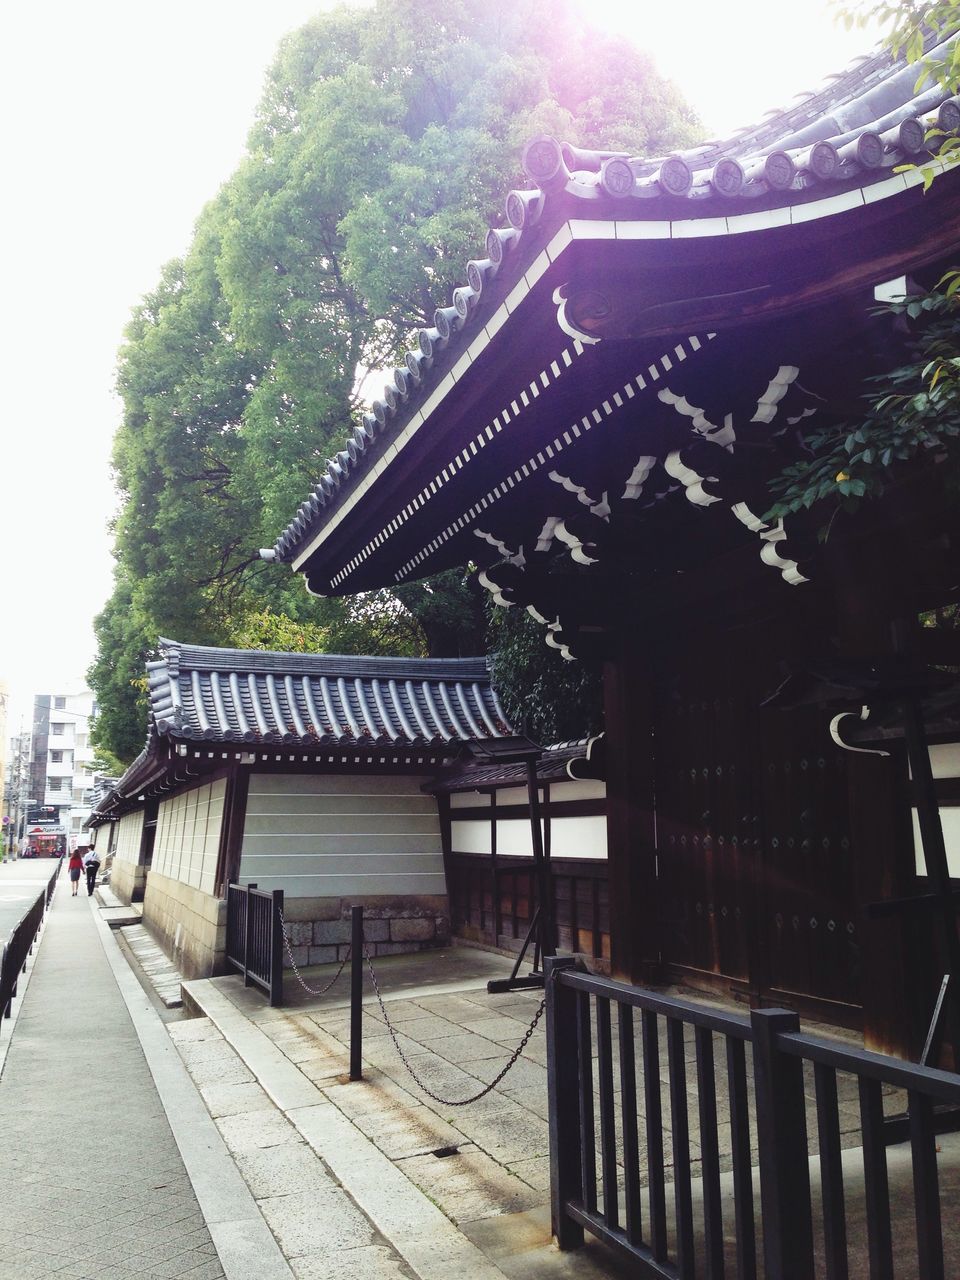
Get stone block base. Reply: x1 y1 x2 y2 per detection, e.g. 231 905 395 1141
281 894 450 969
141 872 226 979
109 856 148 904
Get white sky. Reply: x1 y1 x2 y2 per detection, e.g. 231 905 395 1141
0 0 882 730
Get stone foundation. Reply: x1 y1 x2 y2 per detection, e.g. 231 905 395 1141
109 855 148 904
141 871 227 979
278 894 449 968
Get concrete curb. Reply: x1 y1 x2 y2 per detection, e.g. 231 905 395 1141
89 901 294 1280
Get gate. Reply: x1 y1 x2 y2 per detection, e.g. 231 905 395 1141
652 625 863 1020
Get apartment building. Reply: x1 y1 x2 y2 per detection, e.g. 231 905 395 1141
29 689 98 845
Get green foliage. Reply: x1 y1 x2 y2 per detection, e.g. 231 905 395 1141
89 575 154 766
487 602 603 745
89 745 128 780
838 1 958 59
230 610 332 654
838 3 960 184
766 280 960 527
767 4 960 532
91 0 698 759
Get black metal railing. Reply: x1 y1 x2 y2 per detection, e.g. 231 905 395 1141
225 881 283 1006
545 957 960 1279
1 859 62 1019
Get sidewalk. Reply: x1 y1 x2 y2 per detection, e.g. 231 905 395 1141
0 882 287 1280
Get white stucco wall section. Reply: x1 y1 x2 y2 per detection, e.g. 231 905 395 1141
238 772 445 898
113 809 145 866
912 743 960 879
153 778 225 896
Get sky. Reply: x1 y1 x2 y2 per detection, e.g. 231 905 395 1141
0 0 883 731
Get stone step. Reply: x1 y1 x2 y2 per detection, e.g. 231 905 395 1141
184 977 512 1280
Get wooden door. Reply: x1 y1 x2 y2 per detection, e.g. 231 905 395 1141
651 623 862 1020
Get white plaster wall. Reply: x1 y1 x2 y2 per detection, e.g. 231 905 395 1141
153 778 225 896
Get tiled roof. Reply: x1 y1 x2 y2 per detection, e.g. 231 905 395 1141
427 736 604 792
268 29 960 572
89 640 514 823
146 638 511 746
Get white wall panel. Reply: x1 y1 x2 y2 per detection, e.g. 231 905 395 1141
153 778 225 893
450 819 492 854
114 810 144 864
239 772 442 897
912 807 960 879
548 815 607 860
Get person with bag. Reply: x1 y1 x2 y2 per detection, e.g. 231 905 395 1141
67 849 84 896
83 847 101 897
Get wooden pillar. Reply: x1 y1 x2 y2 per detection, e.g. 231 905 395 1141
830 542 916 1055
604 631 660 983
846 749 917 1056
215 764 250 897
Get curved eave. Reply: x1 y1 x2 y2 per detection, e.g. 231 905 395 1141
287 158 960 597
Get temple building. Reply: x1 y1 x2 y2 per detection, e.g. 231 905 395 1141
267 31 960 1061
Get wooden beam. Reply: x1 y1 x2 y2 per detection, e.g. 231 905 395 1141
604 631 659 982
215 764 250 897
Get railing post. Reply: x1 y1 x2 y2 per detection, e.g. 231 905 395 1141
269 889 284 1007
350 905 363 1081
243 883 257 988
544 955 584 1250
751 1008 815 1279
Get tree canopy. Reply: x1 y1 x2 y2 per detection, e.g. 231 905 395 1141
91 0 698 763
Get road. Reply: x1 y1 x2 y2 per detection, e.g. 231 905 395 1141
0 857 60 943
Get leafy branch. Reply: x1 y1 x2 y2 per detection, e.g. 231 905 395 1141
765 280 960 529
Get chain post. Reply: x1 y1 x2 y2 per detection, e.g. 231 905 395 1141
269 889 284 1007
350 906 363 1081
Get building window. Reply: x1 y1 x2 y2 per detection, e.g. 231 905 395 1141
54 697 66 710
50 750 62 763
51 723 66 736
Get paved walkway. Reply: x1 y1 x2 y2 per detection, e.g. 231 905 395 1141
184 948 960 1280
0 886 225 1280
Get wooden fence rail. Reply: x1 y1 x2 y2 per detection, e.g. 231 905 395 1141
545 957 960 1279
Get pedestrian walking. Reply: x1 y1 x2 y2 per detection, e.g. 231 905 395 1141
83 847 101 897
67 849 84 896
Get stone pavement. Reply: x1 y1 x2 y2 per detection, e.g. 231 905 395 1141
0 883 282 1280
178 970 629 1280
182 947 960 1280
117 924 183 1008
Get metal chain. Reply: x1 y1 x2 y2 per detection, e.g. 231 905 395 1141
362 943 546 1106
278 906 351 996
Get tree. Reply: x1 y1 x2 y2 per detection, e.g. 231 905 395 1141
91 0 698 762
487 600 604 744
764 3 960 526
